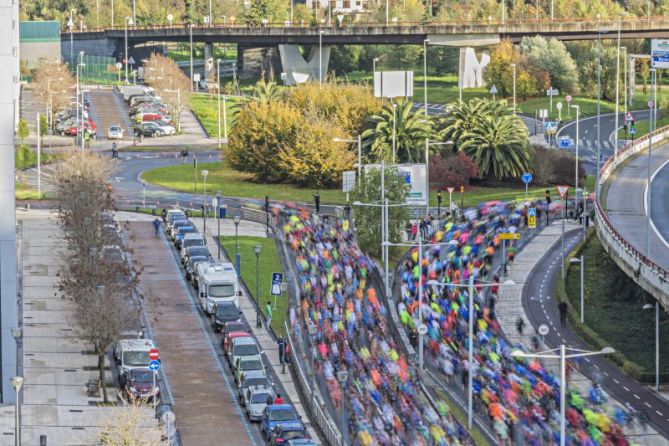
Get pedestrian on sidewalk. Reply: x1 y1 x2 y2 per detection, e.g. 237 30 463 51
273 394 285 404
153 218 161 236
265 301 272 329
313 192 320 213
516 317 525 335
558 300 568 326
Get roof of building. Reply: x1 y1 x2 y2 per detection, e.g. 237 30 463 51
20 21 61 43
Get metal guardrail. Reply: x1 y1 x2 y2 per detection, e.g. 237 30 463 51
595 124 669 299
284 321 343 446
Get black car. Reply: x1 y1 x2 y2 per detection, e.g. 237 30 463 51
133 123 164 137
270 425 310 446
183 245 211 266
211 301 242 333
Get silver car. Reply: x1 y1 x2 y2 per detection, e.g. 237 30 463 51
245 386 275 421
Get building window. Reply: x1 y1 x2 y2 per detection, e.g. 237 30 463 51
343 0 350 7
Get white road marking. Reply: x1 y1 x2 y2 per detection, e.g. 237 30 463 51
623 386 630 391
657 410 663 416
613 379 620 384
603 372 609 376
644 401 651 407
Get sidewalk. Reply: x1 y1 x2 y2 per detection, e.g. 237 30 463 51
125 220 258 445
496 221 669 444
0 210 160 445
189 217 320 442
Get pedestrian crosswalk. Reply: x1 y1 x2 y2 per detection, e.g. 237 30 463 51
17 166 56 192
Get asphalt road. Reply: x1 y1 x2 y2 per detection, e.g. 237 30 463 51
556 110 651 173
650 154 669 250
605 142 669 272
523 226 669 441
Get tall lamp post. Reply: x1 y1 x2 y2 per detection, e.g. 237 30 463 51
572 104 580 216
254 244 262 328
511 63 517 115
319 30 324 86
647 67 657 257
513 346 615 446
643 302 660 391
124 17 133 84
202 169 209 238
570 256 585 323
392 102 397 163
423 39 430 116
216 191 222 259
233 215 241 277
10 376 23 446
614 14 624 153
337 370 349 445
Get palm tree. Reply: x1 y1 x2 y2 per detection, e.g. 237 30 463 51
459 113 532 180
437 98 511 150
361 99 434 163
250 78 283 104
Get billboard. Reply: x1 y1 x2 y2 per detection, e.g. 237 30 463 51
374 71 414 98
651 39 669 69
364 163 427 205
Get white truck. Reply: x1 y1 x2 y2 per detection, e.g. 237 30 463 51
195 262 240 314
114 338 156 377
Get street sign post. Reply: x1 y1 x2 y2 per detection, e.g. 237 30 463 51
498 232 521 240
626 112 634 123
557 185 569 198
490 84 498 100
546 88 559 113
148 360 161 372
270 272 283 296
417 324 428 335
342 170 356 202
521 172 532 201
149 348 159 361
528 207 537 229
558 136 572 148
556 101 563 121
566 95 572 117
447 187 455 213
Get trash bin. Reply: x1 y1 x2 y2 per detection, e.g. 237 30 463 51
219 207 227 219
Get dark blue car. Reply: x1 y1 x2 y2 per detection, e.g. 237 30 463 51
260 404 302 440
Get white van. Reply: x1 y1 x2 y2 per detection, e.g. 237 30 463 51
196 262 240 314
113 338 156 377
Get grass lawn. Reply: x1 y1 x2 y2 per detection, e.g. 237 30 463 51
564 234 669 378
617 115 669 140
15 181 50 200
220 236 287 334
190 94 237 140
142 161 348 204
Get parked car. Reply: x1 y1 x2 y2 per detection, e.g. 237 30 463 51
175 227 197 249
228 335 261 363
145 121 176 136
108 125 124 139
186 255 209 282
182 244 210 266
121 368 160 402
270 425 311 446
239 371 272 402
169 219 191 239
234 355 265 384
221 322 248 350
211 301 242 333
260 405 302 440
133 122 165 137
245 386 275 421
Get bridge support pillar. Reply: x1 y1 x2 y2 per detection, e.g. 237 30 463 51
277 44 330 86
204 42 214 84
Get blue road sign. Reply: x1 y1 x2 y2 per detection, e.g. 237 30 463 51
521 172 533 184
630 127 637 135
271 272 284 296
559 137 572 148
148 360 161 372
528 207 537 217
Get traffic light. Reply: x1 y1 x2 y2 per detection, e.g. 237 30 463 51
437 191 442 205
545 189 551 204
460 185 465 193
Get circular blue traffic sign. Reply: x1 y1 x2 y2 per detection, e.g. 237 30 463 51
521 172 533 184
148 360 161 372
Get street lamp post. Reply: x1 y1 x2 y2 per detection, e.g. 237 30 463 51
570 256 585 323
572 104 580 217
333 136 362 189
643 302 660 391
622 47 628 121
337 370 349 444
511 63 517 115
319 31 324 86
216 192 222 259
124 17 133 84
254 244 262 328
10 376 23 446
189 24 194 91
513 346 615 446
596 34 602 199
392 102 397 163
373 57 379 81
202 169 209 238
217 59 222 148
647 67 657 257
423 39 429 116
234 215 241 277
614 14 624 154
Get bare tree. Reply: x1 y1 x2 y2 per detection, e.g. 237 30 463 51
143 53 191 132
32 59 75 118
95 395 164 446
54 152 141 403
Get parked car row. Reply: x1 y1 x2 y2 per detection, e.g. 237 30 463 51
54 97 97 137
164 209 314 445
127 92 176 138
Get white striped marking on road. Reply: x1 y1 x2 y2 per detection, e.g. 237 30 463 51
657 410 663 416
634 394 641 400
603 372 609 376
645 401 651 407
623 386 630 391
613 379 620 384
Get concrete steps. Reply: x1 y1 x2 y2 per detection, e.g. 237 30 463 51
87 88 132 141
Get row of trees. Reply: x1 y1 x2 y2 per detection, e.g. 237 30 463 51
54 152 140 404
20 0 668 29
143 53 191 132
32 59 75 120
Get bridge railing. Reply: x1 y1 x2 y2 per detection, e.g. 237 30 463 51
595 123 669 293
66 15 669 33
